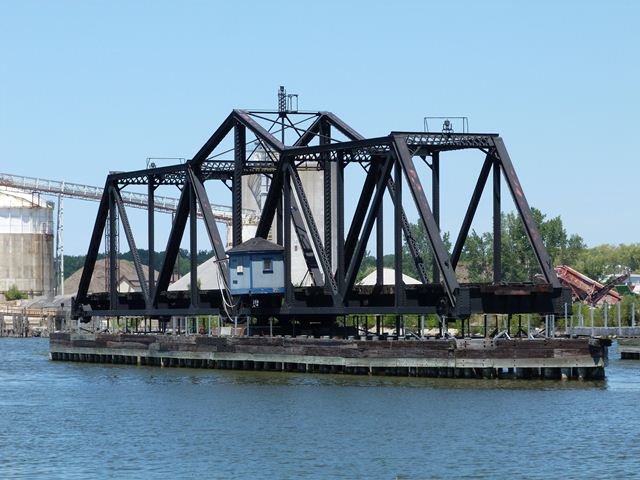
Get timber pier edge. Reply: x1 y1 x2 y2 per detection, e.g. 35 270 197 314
50 332 608 380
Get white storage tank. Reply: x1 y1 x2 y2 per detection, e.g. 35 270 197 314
0 189 54 298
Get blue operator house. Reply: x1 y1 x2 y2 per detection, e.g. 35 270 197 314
227 237 285 295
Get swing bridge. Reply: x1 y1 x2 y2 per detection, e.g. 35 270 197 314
72 98 571 335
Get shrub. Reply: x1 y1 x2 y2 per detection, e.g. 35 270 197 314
5 284 27 301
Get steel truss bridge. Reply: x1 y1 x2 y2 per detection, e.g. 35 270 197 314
74 106 570 329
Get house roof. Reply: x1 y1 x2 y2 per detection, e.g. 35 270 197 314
64 260 157 295
227 237 284 254
357 268 421 286
168 257 223 291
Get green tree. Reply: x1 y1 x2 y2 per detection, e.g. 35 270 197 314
460 207 586 282
5 284 27 300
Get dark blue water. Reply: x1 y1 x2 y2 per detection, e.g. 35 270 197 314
1 338 639 479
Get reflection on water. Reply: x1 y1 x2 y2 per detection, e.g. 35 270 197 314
1 338 639 479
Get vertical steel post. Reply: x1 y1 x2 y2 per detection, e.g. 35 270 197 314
148 178 155 300
320 119 332 268
527 314 531 338
233 123 245 246
633 303 636 328
394 160 403 308
283 160 292 305
208 315 211 336
484 314 488 337
431 152 440 284
590 306 594 336
108 188 118 310
420 315 424 339
269 317 273 337
189 183 198 308
336 151 345 296
493 159 501 283
376 160 384 286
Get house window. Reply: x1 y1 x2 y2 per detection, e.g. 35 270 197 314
236 264 244 275
263 258 273 273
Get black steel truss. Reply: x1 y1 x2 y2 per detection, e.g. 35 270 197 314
73 109 569 323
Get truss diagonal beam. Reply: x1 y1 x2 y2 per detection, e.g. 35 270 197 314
255 157 284 239
290 196 324 286
344 155 395 296
287 163 339 300
153 185 190 306
386 176 429 284
493 138 560 288
187 166 229 286
393 136 459 306
233 110 285 152
112 187 150 303
293 115 323 147
451 154 493 269
321 111 364 141
75 180 110 307
192 114 235 167
344 163 378 266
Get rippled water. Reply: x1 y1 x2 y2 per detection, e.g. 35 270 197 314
1 338 640 479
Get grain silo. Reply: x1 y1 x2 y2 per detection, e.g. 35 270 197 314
0 189 54 298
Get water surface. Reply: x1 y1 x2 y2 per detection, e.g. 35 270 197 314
1 338 639 479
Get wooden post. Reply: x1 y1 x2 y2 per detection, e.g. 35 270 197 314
579 303 583 327
618 302 622 336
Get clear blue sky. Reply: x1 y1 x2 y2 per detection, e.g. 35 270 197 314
1 0 638 255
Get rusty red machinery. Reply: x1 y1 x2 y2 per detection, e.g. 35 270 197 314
554 265 628 306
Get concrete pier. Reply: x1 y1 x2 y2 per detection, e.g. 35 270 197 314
49 333 608 380
618 338 640 360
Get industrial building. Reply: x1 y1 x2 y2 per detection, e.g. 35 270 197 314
0 188 54 298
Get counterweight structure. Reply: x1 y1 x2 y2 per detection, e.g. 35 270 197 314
73 108 570 327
